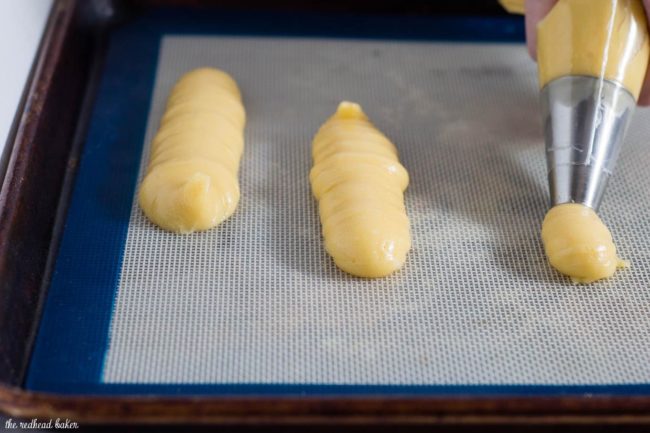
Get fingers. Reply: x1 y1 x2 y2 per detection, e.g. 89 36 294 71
525 0 559 59
639 65 650 106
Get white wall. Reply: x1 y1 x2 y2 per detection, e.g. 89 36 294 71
0 0 54 155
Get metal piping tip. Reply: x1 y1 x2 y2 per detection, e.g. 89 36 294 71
540 76 636 211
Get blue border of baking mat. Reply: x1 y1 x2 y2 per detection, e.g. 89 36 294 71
27 8 650 396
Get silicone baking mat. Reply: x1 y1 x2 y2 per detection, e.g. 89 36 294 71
27 9 650 395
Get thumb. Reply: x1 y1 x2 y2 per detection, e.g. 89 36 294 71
525 0 559 60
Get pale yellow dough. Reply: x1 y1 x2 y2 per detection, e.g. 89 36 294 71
310 102 411 278
499 0 650 98
498 0 525 14
138 68 245 233
541 203 627 284
537 0 649 97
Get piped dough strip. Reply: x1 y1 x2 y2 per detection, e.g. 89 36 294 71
310 101 411 278
139 68 245 233
541 203 627 284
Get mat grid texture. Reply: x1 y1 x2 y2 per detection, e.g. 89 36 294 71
103 36 650 385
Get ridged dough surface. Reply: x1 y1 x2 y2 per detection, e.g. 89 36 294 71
541 203 627 283
139 68 245 233
310 101 411 278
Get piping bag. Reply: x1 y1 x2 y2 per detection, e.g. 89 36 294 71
500 0 650 282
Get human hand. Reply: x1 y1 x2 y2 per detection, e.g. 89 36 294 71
524 0 650 105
